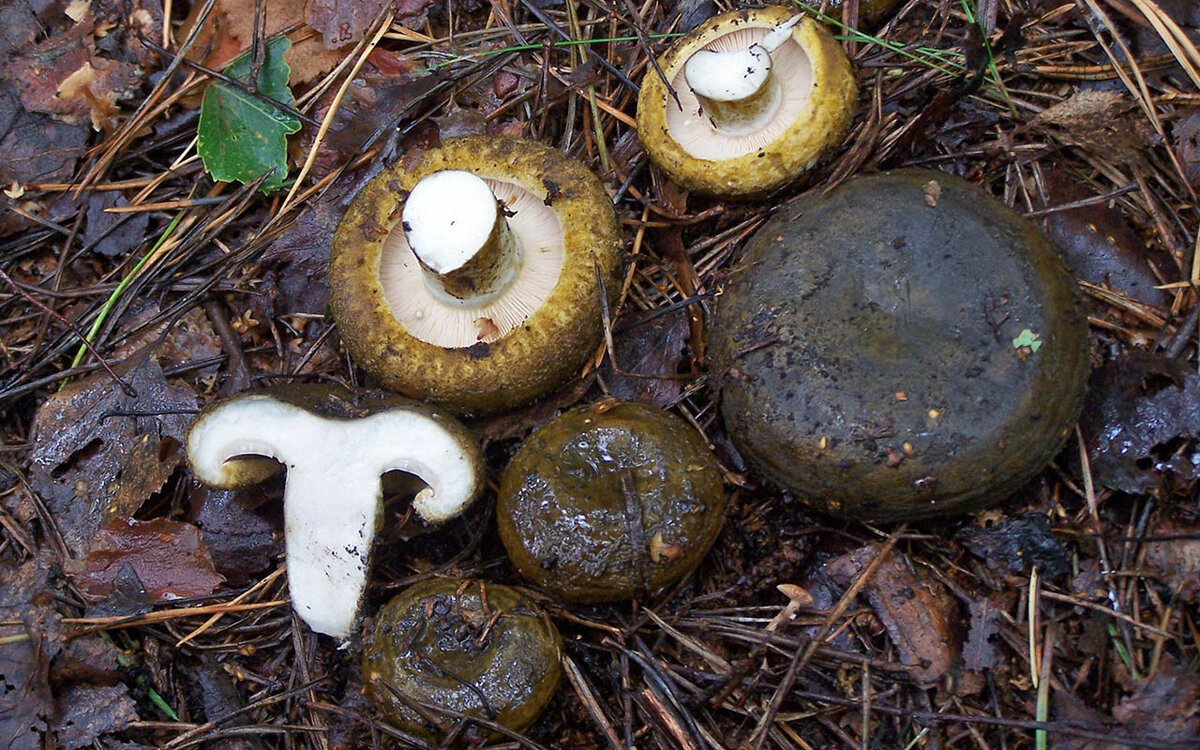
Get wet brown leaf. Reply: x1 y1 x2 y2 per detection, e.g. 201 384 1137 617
1032 90 1151 166
1077 353 1200 494
957 512 1071 578
7 18 141 130
963 597 1002 672
63 517 224 603
1111 657 1200 743
306 0 390 49
29 353 197 555
1141 520 1200 602
1174 108 1200 187
1037 169 1169 307
0 79 88 186
0 559 60 750
826 544 958 685
84 191 149 257
52 684 139 750
188 485 282 586
602 307 691 409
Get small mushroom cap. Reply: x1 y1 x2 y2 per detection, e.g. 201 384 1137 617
329 136 624 415
636 7 858 197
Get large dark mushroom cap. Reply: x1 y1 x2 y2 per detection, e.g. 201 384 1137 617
710 169 1091 521
329 136 623 415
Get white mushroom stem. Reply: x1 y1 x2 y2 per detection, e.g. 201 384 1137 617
402 170 522 305
187 396 480 640
683 14 801 134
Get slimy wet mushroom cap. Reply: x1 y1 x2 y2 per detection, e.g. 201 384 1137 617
709 170 1091 522
329 136 623 415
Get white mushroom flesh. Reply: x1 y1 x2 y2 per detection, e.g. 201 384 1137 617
667 21 815 160
402 170 500 275
379 177 566 348
187 395 479 640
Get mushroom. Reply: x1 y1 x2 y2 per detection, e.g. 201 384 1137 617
186 385 483 639
497 401 726 602
636 6 858 197
362 577 562 742
709 169 1091 521
329 135 623 415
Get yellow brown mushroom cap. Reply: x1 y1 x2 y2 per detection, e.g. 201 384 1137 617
329 136 623 416
636 8 858 197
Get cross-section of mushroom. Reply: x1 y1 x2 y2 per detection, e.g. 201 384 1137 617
185 385 483 640
329 135 623 416
636 6 858 197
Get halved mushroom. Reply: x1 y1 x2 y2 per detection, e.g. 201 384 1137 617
636 6 858 197
185 385 483 639
329 136 623 415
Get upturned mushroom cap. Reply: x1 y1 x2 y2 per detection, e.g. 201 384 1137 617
329 136 623 416
186 385 483 639
636 7 858 197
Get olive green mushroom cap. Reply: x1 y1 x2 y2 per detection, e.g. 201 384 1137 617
329 136 623 416
636 7 858 197
362 578 562 742
498 402 727 602
709 169 1091 522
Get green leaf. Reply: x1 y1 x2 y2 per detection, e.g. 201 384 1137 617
1012 328 1043 352
198 38 300 193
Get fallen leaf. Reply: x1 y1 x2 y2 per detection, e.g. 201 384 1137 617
963 597 1002 671
52 684 139 750
601 307 691 409
1037 168 1170 307
63 517 225 603
825 544 955 686
1077 352 1200 494
306 0 390 49
29 352 197 556
197 37 301 192
188 485 282 587
826 544 958 685
1174 108 1200 187
258 198 341 316
84 191 149 257
7 18 141 129
957 512 1071 578
1031 90 1150 166
0 560 60 750
0 79 88 186
1111 657 1200 743
1141 520 1200 602
179 0 343 85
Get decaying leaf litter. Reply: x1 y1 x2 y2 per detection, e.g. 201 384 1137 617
1 0 1199 747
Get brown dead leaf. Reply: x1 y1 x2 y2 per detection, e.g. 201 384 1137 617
63 517 225 603
963 597 1002 672
826 545 958 685
1037 169 1170 307
1112 657 1200 742
306 0 389 49
1142 520 1200 602
601 307 691 409
29 352 197 556
1031 90 1150 166
84 191 149 257
179 0 343 86
188 485 282 586
1173 108 1200 187
7 18 141 130
52 684 139 750
0 560 60 750
0 79 88 186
